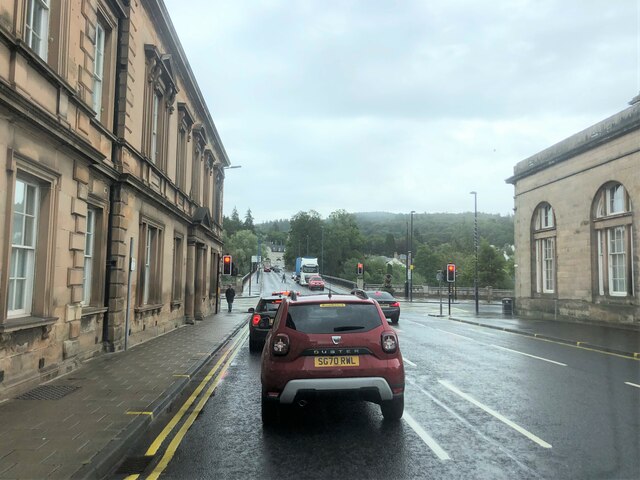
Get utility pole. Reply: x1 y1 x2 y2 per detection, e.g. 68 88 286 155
470 191 479 314
409 210 415 302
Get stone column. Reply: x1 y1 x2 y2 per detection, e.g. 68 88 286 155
194 245 204 320
185 240 196 324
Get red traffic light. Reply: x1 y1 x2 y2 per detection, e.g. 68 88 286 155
222 255 232 275
357 263 363 275
446 263 456 282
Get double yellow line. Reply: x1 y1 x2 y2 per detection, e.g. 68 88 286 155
125 326 248 480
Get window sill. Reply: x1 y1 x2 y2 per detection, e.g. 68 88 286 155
0 315 58 339
135 303 163 316
170 300 183 310
81 306 108 318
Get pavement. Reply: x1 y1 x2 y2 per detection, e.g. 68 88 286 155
0 296 255 480
445 309 640 359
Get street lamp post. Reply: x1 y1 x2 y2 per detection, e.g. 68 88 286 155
470 191 479 314
409 210 415 302
405 221 409 298
321 226 324 275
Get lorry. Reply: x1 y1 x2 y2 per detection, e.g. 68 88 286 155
298 257 319 286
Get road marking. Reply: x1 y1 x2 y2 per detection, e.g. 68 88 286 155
438 379 552 449
408 378 543 477
403 412 450 460
126 411 153 417
625 382 640 389
406 320 427 327
393 328 404 333
403 357 417 367
433 328 483 344
491 345 567 366
147 329 248 479
144 327 249 456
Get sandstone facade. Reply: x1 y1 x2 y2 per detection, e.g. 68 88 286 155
0 0 229 400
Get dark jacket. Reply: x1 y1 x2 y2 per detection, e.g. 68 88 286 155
225 287 236 302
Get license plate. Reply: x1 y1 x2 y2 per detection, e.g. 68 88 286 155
314 356 360 367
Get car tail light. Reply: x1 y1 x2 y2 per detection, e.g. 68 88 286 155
390 302 400 308
251 314 261 326
381 332 398 353
272 333 290 356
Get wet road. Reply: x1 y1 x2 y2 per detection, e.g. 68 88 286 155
125 271 640 479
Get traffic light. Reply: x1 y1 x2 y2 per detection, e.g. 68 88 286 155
446 263 456 283
222 255 232 275
357 263 364 276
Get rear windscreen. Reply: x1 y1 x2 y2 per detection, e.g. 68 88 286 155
285 303 382 334
258 300 281 312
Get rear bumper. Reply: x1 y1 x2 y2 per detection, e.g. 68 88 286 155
278 377 394 404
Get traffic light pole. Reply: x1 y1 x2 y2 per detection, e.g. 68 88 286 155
448 282 451 316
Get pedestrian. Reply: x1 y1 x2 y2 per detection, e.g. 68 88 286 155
282 273 286 283
225 285 236 312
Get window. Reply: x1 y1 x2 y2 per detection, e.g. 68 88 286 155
593 183 633 297
92 21 105 118
82 209 96 305
143 45 177 171
532 203 556 294
172 236 183 303
8 179 39 316
25 0 50 61
139 222 163 306
176 104 194 191
209 249 216 298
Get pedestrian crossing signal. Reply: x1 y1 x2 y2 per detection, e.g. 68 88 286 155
446 263 456 283
223 255 232 275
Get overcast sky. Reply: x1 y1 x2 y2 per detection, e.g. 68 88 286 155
163 0 640 224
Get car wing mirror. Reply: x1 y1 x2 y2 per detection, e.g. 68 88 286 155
248 307 255 313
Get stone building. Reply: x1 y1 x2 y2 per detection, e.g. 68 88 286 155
507 96 640 325
0 0 230 400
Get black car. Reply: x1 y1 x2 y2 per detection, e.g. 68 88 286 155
365 290 400 324
248 295 284 352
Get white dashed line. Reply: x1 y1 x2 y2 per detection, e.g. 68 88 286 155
403 412 451 460
625 382 640 389
403 357 417 367
491 344 567 366
438 379 552 449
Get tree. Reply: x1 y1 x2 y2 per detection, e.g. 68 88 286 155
284 210 323 269
244 208 255 232
323 210 365 277
224 230 257 275
223 207 243 236
413 244 441 285
478 239 507 288
384 234 396 256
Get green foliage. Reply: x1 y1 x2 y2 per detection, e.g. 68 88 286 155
223 229 257 275
223 207 243 237
323 210 365 277
283 210 323 269
244 208 255 232
478 239 508 288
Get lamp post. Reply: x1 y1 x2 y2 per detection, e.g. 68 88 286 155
409 210 415 302
321 226 324 275
405 220 409 298
470 191 479 314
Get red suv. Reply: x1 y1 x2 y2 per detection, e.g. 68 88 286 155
260 291 404 425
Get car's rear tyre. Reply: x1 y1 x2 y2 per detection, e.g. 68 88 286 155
390 315 399 324
249 338 262 353
381 396 404 420
261 395 279 426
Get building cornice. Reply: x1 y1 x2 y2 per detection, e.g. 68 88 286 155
507 102 640 185
144 0 230 167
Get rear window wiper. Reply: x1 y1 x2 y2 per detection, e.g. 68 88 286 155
333 325 365 332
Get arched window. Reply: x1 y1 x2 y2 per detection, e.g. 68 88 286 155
532 203 556 294
593 183 633 297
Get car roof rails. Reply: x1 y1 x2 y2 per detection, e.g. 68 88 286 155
350 288 368 299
